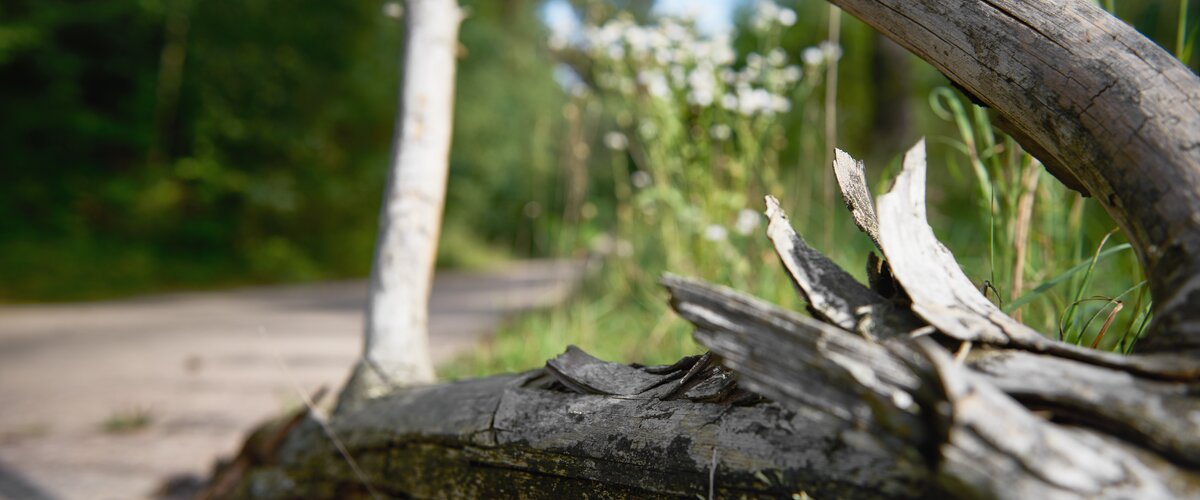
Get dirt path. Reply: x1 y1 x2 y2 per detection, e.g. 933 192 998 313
0 260 583 500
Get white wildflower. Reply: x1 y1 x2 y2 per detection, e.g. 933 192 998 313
746 53 764 71
591 233 615 254
654 47 672 65
711 38 735 65
688 68 714 93
737 87 774 116
688 89 714 107
721 93 738 110
778 8 797 27
752 1 780 31
383 2 403 19
772 95 792 113
638 70 670 99
802 46 824 66
820 40 843 62
704 224 728 242
735 209 762 235
604 131 628 151
663 20 688 43
782 65 803 83
631 170 652 189
648 30 669 50
618 77 635 95
767 48 787 66
626 28 648 56
710 124 732 140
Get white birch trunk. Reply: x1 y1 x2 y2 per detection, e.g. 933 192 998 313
340 0 463 406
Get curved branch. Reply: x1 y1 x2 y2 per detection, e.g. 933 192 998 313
827 0 1200 353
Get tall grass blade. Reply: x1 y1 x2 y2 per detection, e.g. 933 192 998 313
1004 243 1131 312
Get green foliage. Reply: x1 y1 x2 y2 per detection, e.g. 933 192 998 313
447 0 1185 377
447 5 850 375
0 0 564 301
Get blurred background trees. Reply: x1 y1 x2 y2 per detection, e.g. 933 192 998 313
1 0 1196 370
0 0 564 299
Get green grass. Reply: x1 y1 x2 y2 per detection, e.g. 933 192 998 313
445 3 1182 377
443 91 1149 379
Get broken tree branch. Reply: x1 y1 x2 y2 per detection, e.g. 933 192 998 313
824 0 1200 354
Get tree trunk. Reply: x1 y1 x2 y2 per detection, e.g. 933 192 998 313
340 0 464 405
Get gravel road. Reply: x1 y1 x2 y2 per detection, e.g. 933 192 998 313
0 260 582 500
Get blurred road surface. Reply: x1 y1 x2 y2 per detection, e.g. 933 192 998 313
0 259 583 500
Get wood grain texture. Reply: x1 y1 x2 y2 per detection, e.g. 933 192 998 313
833 148 882 249
229 372 926 499
663 276 1197 500
826 0 1200 353
764 195 919 340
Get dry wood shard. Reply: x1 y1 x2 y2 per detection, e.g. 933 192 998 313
833 148 882 248
765 195 918 340
876 140 1199 380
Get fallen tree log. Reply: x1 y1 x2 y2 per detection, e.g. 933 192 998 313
206 358 926 498
199 2 1200 498
205 145 1200 499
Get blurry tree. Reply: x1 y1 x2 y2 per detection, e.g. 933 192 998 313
342 0 462 402
0 0 564 301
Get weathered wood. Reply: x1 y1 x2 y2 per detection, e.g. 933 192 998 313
966 349 1200 467
764 195 919 340
228 370 925 499
661 276 1199 499
824 0 1200 354
914 341 1188 499
876 141 1198 380
833 148 882 249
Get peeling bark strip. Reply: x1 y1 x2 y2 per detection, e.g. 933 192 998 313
874 142 1197 380
764 195 917 339
824 0 1200 353
833 148 882 248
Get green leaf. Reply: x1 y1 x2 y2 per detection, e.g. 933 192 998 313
1004 243 1132 313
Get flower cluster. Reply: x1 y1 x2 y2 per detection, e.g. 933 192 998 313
580 4 820 119
750 1 797 32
